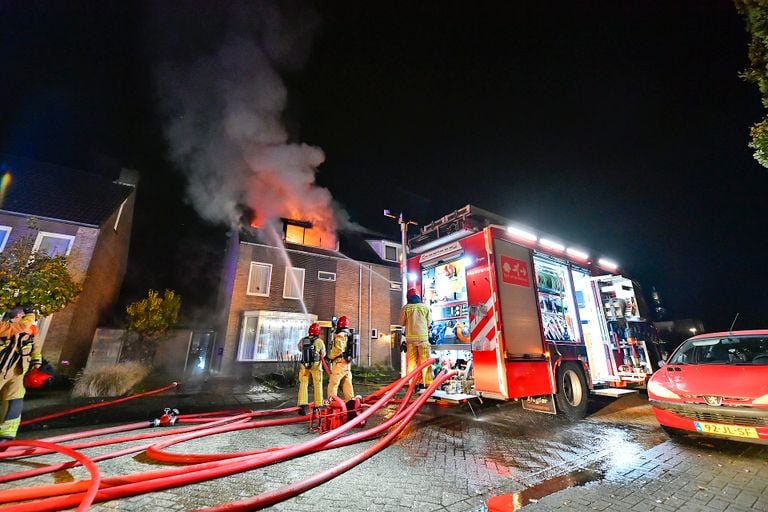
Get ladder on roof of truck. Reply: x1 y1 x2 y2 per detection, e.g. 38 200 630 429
409 205 509 251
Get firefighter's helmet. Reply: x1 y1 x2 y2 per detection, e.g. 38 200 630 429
336 316 350 329
407 287 420 299
24 367 53 389
308 322 321 336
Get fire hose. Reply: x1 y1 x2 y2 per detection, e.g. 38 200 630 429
19 381 180 427
0 360 446 511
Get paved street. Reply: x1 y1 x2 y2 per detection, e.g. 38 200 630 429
1 378 766 511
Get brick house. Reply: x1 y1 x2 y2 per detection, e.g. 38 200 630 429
0 155 137 373
216 220 404 379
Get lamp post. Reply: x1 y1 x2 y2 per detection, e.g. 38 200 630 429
384 210 418 305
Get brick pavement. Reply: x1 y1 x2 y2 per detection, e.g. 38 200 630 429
3 380 767 511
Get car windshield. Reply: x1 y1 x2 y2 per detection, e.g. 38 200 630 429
669 335 768 365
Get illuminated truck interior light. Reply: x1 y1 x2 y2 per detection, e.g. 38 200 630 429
566 248 589 260
598 258 618 270
506 226 537 241
539 238 565 251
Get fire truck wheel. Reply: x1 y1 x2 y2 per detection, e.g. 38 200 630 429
555 362 588 421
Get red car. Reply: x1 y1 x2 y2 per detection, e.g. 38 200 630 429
648 330 768 443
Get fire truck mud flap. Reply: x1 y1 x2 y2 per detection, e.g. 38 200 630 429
555 362 588 420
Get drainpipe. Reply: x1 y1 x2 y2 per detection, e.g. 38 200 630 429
368 265 372 368
358 264 362 365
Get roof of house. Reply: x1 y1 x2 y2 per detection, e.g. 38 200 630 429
0 154 135 227
239 226 399 267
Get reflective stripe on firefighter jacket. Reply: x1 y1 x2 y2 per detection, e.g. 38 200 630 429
0 330 41 379
399 303 431 342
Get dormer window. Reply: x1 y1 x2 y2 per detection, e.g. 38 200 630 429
383 242 400 262
282 218 335 249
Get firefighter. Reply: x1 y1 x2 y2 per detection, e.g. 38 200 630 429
297 322 326 416
399 288 433 389
0 307 39 443
326 315 355 401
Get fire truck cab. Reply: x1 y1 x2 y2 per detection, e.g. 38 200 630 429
406 205 661 419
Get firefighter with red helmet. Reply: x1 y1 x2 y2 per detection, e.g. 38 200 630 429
399 288 433 389
0 307 45 442
297 322 326 416
326 315 355 401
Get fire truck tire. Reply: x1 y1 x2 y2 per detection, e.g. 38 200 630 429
555 362 588 421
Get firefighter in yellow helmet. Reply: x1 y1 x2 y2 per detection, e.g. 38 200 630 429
297 322 326 416
0 308 40 442
399 288 433 389
326 316 355 401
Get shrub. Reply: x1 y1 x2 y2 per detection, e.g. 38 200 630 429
72 362 150 398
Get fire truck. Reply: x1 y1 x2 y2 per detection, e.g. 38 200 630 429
406 205 662 419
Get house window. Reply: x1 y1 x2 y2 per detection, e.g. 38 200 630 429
283 267 305 299
390 281 402 291
384 244 399 262
33 232 75 257
247 262 272 296
318 271 336 282
237 311 316 361
0 226 11 252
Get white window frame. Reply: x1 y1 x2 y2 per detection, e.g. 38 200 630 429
0 226 11 252
317 271 336 282
283 267 305 300
33 231 75 256
247 262 272 297
383 242 400 262
390 280 402 291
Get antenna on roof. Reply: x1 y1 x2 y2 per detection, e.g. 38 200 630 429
728 312 740 332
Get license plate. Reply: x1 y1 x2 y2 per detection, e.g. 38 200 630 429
693 421 759 439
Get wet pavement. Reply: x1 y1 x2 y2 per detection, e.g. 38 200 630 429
2 378 767 511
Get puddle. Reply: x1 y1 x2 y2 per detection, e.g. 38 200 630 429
487 467 604 510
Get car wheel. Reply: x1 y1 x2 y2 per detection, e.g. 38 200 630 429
555 362 588 421
661 425 686 439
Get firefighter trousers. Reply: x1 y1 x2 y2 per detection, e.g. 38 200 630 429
0 365 26 441
406 340 433 387
297 362 323 406
327 360 354 401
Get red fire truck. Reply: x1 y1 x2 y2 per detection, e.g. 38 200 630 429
406 205 662 419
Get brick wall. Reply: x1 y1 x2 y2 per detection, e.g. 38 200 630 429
220 241 402 378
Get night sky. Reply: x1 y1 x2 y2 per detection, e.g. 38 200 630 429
1 1 766 331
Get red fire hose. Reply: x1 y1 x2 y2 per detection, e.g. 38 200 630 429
199 369 456 511
19 382 180 427
0 361 441 511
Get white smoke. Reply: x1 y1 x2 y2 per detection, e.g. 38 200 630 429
153 1 336 238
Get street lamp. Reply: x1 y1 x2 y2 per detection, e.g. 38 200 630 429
384 209 418 305
689 327 697 335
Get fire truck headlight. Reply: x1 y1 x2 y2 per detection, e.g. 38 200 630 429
647 380 681 400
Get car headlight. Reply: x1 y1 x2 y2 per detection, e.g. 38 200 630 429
753 393 768 405
648 380 681 400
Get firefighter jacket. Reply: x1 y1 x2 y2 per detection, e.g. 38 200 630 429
0 322 41 378
399 302 431 343
328 329 351 362
297 335 326 366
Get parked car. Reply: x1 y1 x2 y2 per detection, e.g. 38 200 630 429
647 330 768 443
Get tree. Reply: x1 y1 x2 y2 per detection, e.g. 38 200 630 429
735 0 768 167
0 229 81 316
123 289 181 364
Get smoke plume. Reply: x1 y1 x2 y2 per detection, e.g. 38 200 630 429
152 1 336 243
